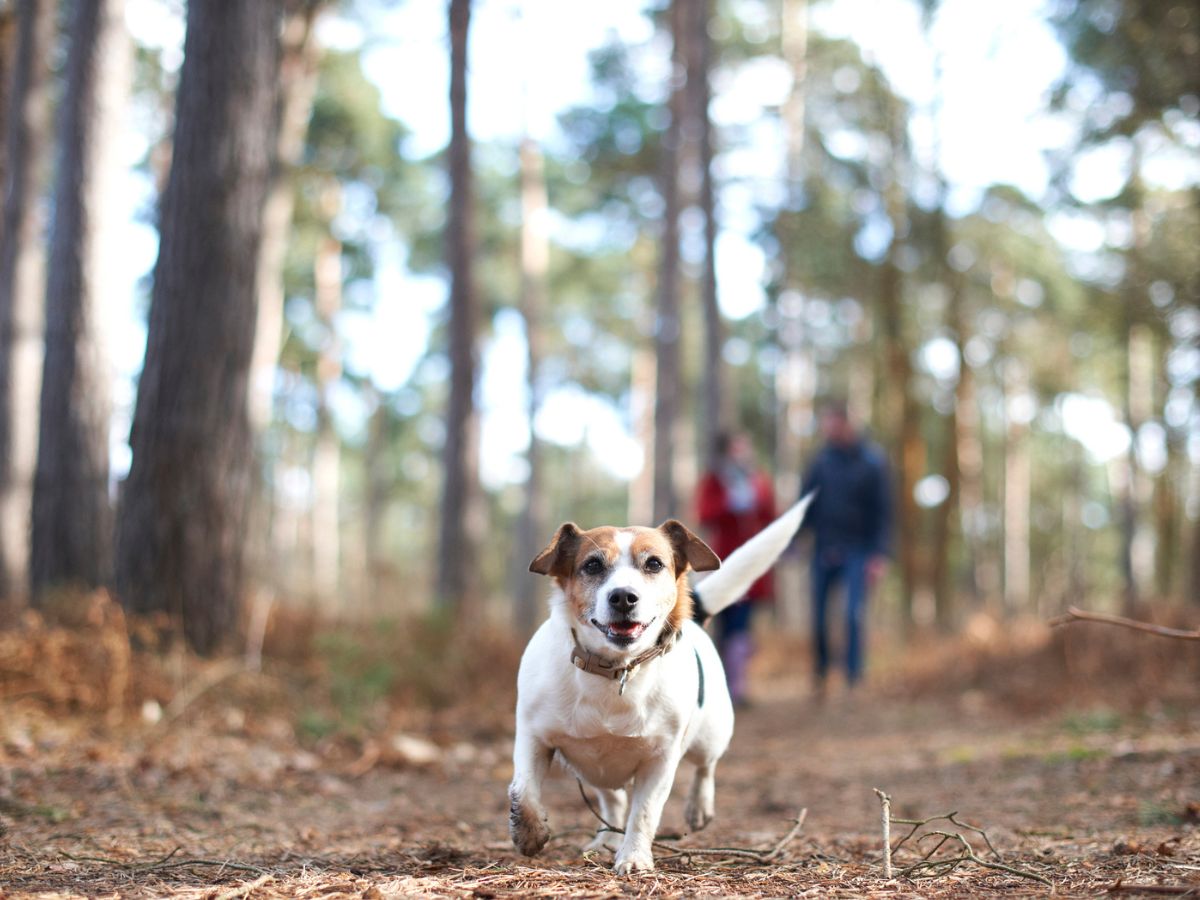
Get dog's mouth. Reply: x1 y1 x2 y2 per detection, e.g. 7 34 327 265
591 617 655 647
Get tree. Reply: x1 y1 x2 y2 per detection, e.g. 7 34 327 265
435 0 480 608
30 0 129 599
684 0 724 465
0 0 52 606
652 0 686 523
116 0 282 653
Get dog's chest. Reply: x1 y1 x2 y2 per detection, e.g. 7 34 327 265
539 677 684 789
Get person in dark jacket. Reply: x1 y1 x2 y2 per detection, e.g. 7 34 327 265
800 399 891 692
696 431 776 706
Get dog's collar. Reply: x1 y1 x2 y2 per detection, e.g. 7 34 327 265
569 625 681 694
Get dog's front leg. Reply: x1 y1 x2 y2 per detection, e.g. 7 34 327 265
508 726 554 856
613 751 681 875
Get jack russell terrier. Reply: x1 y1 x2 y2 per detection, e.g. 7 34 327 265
509 495 814 874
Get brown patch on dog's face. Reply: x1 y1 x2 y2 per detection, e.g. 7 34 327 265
657 519 721 575
530 520 720 652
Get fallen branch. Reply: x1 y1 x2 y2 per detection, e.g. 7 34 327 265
61 847 269 876
576 778 807 864
874 788 892 878
1106 880 1200 895
877 794 1053 889
1048 607 1200 642
214 873 274 900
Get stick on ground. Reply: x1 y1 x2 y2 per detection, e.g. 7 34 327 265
1049 606 1200 641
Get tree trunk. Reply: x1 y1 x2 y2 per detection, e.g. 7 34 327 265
773 0 812 507
685 0 724 466
512 136 549 635
1002 358 1031 614
311 226 342 610
652 0 686 524
115 0 281 654
0 8 16 186
363 388 389 614
435 0 480 610
249 1 323 433
930 273 964 629
31 0 129 599
0 0 52 607
876 107 922 625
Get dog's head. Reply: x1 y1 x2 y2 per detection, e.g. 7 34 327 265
530 519 720 656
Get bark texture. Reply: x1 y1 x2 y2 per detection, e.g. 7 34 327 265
116 0 281 653
435 0 480 608
31 0 129 598
652 0 686 524
0 0 52 604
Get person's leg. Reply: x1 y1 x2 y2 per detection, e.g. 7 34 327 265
844 551 870 685
717 602 754 704
811 559 835 686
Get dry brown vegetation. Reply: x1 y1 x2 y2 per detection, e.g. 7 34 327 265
2 595 1198 898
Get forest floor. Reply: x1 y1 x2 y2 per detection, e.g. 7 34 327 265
1 599 1199 898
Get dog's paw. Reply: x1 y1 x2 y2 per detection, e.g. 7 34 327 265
509 794 550 857
684 797 714 832
583 830 622 855
613 848 655 875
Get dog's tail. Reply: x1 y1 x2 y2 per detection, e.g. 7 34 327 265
691 492 815 619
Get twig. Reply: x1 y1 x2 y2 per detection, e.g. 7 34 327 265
1106 879 1200 895
214 873 274 900
60 847 269 876
876 794 1054 889
874 788 892 878
1048 606 1200 641
576 778 806 863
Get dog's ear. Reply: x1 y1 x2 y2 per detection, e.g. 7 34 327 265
657 520 721 574
529 522 582 578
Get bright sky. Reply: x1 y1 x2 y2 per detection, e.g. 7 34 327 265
108 0 1199 491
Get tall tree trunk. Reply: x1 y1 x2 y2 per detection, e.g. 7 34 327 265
954 325 985 607
249 1 322 433
512 137 549 634
311 226 342 610
31 0 129 599
0 0 52 608
245 1 322 602
364 388 389 613
1002 358 1031 614
652 0 686 524
930 274 964 629
1150 328 1177 600
0 8 16 187
774 0 812 507
115 0 281 654
435 0 480 609
1191 376 1200 606
685 0 724 466
876 95 922 624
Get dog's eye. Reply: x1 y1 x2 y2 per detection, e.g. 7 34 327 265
645 557 664 574
582 557 605 576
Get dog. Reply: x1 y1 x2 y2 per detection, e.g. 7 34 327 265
508 495 813 874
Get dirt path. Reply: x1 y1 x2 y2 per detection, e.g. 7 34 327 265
2 683 1197 898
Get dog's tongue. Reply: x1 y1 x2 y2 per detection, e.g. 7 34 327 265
608 621 643 636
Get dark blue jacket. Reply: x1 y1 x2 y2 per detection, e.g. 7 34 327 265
800 438 892 561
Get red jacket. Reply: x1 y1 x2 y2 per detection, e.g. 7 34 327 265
695 467 777 601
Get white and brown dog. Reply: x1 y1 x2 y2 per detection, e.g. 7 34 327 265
508 496 813 874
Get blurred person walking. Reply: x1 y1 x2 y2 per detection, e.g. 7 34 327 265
696 431 776 706
799 399 892 696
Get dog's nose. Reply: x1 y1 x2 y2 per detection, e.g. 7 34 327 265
608 589 638 612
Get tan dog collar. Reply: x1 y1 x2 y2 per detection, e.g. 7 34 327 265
570 625 680 695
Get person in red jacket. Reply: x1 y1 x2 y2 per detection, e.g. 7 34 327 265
695 431 776 706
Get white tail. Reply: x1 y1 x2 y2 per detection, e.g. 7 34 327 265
692 492 815 617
